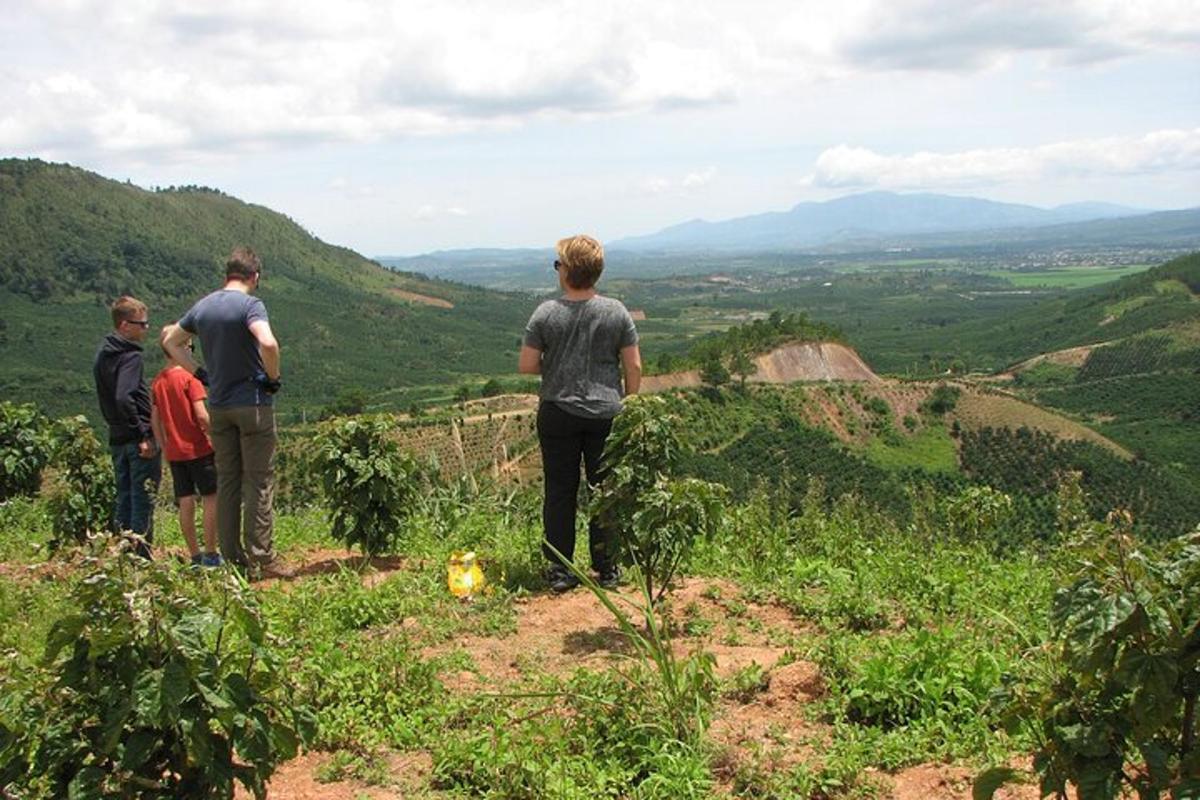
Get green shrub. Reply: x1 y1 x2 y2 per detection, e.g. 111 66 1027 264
0 546 313 799
43 416 115 548
594 395 727 602
922 383 961 415
0 401 51 501
314 415 425 556
1004 516 1200 799
838 626 1003 730
274 430 322 511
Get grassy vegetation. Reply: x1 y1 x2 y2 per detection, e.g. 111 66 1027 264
863 424 958 474
0 476 1060 798
984 264 1150 288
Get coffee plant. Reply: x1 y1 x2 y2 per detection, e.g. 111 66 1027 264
0 401 51 501
594 395 727 602
1003 514 1200 799
43 415 116 548
0 545 314 798
314 415 425 556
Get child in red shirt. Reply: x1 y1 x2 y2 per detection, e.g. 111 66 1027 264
151 340 220 566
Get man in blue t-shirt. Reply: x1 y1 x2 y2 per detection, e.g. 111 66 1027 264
161 247 292 578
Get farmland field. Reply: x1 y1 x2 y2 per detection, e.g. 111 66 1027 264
984 264 1151 288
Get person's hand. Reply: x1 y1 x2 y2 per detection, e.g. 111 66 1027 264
138 439 157 459
254 371 282 395
194 366 210 387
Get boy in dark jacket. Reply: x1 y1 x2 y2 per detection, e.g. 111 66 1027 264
93 296 160 556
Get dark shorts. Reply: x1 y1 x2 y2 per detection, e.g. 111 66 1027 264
169 453 217 499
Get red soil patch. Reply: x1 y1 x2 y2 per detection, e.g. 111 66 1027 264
388 288 454 309
881 762 1042 800
641 342 879 393
424 577 812 687
251 548 412 589
234 750 432 799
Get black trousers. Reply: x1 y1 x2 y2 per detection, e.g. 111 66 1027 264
537 402 614 570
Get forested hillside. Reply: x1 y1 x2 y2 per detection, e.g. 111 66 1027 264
0 160 531 419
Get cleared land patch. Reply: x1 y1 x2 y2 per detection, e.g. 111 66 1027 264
388 287 455 308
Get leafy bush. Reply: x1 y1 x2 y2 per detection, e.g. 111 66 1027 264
0 401 51 501
274 430 322 511
1005 515 1200 799
594 395 727 602
921 383 961 416
838 626 1003 730
43 416 115 548
0 546 313 799
314 415 425 556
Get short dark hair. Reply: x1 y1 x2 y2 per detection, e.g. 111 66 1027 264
226 246 261 281
110 295 147 327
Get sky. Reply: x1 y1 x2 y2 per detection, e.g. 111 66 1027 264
2 0 1198 255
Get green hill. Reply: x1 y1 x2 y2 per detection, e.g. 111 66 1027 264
0 159 532 420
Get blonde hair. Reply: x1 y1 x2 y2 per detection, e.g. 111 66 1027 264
110 295 147 327
556 234 604 290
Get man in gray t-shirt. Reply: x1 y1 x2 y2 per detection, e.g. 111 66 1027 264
161 246 290 579
519 234 642 593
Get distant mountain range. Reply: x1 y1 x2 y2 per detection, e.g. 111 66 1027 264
608 191 1164 252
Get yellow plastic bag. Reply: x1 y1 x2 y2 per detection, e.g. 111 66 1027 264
448 551 485 599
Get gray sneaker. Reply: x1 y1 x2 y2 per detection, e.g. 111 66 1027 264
595 565 621 590
546 565 580 593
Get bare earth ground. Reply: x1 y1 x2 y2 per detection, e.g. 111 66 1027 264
387 288 455 309
233 564 1042 799
641 343 880 392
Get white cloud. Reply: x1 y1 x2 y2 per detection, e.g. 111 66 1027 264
413 204 469 221
641 167 717 195
682 167 717 189
1 0 1193 163
805 128 1200 190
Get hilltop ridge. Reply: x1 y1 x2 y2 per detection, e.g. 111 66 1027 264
0 159 532 418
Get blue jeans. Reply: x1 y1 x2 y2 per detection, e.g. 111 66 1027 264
111 443 161 554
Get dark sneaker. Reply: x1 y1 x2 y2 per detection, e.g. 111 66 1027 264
596 565 621 590
201 552 223 568
546 565 580 593
190 552 204 567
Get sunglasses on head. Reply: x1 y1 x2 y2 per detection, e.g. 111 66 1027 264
553 260 562 271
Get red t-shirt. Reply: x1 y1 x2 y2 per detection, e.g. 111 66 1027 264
151 367 214 462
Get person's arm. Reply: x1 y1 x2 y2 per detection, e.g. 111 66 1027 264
161 324 200 375
621 344 642 395
116 353 156 457
518 345 542 375
150 397 166 451
248 320 280 380
192 398 211 434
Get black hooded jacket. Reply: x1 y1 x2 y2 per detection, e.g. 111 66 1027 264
93 333 153 446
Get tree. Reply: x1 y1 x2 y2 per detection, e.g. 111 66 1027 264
480 379 503 398
729 348 757 389
699 355 730 390
454 385 472 404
